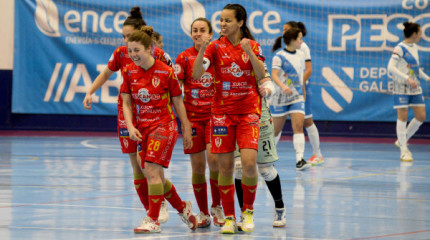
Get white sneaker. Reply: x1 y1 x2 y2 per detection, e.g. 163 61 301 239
178 201 197 230
210 205 225 227
308 155 324 166
272 208 286 228
134 216 161 233
240 209 255 233
221 216 237 234
400 149 413 162
158 200 169 223
197 211 211 228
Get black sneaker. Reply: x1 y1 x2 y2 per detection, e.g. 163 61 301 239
296 159 311 170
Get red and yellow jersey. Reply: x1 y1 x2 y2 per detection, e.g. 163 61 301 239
107 45 172 107
121 59 182 129
204 36 264 115
174 46 214 121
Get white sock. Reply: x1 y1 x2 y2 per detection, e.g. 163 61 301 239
274 132 281 145
305 124 322 156
406 118 423 141
396 119 407 150
293 133 305 163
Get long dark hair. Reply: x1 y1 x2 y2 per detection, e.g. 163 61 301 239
223 4 254 40
272 21 307 52
403 21 420 38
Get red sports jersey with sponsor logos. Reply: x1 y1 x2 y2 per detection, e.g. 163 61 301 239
107 45 172 108
174 46 214 121
121 59 182 129
204 36 264 115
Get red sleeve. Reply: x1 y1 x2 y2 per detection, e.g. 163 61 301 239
167 68 182 97
120 67 131 94
252 41 265 62
174 52 186 81
203 42 215 65
107 47 121 72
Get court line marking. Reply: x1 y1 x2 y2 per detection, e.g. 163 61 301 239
348 229 430 240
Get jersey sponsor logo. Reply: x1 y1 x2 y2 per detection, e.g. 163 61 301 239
222 82 230 90
321 67 354 113
212 115 226 125
191 89 199 98
119 128 129 137
213 126 227 136
222 91 229 97
214 137 222 148
200 73 213 87
152 76 161 88
136 88 161 103
242 52 249 63
230 62 243 77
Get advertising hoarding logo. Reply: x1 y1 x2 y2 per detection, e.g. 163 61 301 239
35 0 60 37
321 67 354 113
180 0 206 37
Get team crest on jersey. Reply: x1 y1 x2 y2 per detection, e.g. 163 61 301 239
173 64 181 75
214 137 222 148
242 52 249 63
152 76 160 88
212 115 226 126
123 139 128 148
138 88 150 103
200 73 212 88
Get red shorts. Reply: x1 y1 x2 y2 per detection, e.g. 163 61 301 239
138 120 179 168
211 114 260 153
117 107 138 154
185 119 211 154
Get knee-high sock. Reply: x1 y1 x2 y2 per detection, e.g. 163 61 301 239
218 174 235 218
163 179 184 213
406 118 423 141
305 124 322 157
265 174 284 209
209 171 221 208
134 173 149 211
274 132 281 145
241 175 258 211
293 133 305 162
397 119 407 150
148 183 164 221
192 173 209 215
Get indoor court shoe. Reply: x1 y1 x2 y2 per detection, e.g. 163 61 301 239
197 211 211 228
240 209 255 233
221 216 237 234
178 201 197 230
158 200 169 223
400 149 413 162
134 216 161 233
296 159 311 170
308 155 324 165
210 205 225 227
272 207 286 228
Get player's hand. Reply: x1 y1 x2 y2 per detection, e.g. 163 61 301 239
240 38 252 54
258 85 269 96
200 34 211 50
83 94 92 109
281 84 293 95
408 78 417 88
129 127 142 142
181 122 192 150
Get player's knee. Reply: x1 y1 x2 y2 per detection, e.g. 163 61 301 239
258 163 278 182
234 157 242 180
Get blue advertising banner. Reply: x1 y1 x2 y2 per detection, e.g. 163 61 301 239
13 0 430 122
